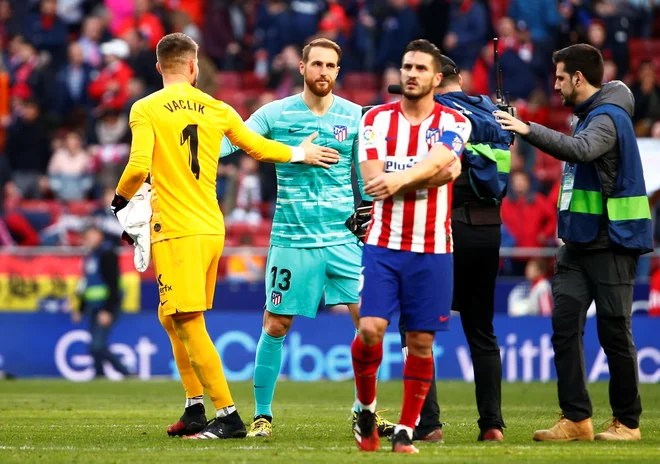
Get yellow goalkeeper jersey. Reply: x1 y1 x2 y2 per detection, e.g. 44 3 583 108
116 82 293 243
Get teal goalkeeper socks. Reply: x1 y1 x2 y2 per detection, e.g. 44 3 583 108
254 328 285 418
354 328 360 413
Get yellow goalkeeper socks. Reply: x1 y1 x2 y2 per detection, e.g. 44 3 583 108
158 305 204 400
172 311 235 411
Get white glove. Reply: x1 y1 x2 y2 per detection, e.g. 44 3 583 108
115 183 152 272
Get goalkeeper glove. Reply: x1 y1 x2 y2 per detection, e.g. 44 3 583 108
110 193 129 217
110 193 133 244
112 184 152 272
345 201 373 243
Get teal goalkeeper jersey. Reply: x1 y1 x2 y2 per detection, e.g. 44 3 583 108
220 93 366 247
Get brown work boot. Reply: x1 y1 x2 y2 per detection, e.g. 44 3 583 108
533 414 594 441
594 418 641 441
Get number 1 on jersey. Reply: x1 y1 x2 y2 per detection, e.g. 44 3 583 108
181 124 200 180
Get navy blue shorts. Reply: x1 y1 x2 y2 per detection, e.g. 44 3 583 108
359 244 453 332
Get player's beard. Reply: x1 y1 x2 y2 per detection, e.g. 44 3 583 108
560 84 578 107
305 73 334 97
402 79 433 101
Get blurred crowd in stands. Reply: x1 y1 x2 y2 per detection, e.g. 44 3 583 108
1 0 660 279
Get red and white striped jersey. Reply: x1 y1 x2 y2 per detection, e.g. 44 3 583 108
358 101 471 254
529 278 553 317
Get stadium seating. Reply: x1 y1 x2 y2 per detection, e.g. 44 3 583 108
628 38 660 73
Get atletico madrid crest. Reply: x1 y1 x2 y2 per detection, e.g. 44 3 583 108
452 135 464 154
271 291 282 306
426 128 440 145
334 125 348 142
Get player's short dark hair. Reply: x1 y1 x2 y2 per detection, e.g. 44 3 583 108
552 44 604 88
302 38 342 64
438 54 460 87
402 39 443 73
156 32 199 71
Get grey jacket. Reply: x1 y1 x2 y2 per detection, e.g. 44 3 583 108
522 80 634 250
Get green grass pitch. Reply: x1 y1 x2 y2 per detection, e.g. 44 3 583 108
0 380 658 463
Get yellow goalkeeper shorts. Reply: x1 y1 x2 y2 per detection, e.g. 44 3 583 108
151 234 224 316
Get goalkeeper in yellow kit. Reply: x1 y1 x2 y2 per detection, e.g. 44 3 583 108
111 33 339 440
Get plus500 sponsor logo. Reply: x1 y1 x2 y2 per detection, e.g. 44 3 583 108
385 157 419 173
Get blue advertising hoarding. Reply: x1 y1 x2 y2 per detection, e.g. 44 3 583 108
0 313 658 383
137 280 653 313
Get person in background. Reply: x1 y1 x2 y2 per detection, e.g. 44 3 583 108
370 67 401 105
77 15 105 69
25 0 68 68
509 258 553 317
373 0 421 70
501 170 556 274
115 0 165 50
122 29 162 94
92 187 125 245
88 39 134 113
5 98 52 199
56 42 95 127
648 263 660 317
71 224 132 379
228 155 262 225
48 131 93 201
444 0 490 71
630 60 660 135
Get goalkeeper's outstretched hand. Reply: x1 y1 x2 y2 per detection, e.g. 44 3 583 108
345 201 373 242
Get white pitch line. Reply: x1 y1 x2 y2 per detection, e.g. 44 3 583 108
2 444 658 453
1 425 162 429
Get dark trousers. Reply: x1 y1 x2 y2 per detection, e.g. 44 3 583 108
399 222 504 432
552 245 641 429
90 313 130 377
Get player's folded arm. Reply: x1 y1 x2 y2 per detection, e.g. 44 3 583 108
401 124 469 191
408 144 460 190
391 143 456 195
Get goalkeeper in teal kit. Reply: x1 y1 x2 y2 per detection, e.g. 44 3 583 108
220 38 394 438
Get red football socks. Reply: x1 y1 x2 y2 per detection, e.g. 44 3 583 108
351 336 383 408
399 354 434 428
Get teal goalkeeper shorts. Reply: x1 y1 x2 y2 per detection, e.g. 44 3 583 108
264 242 362 318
